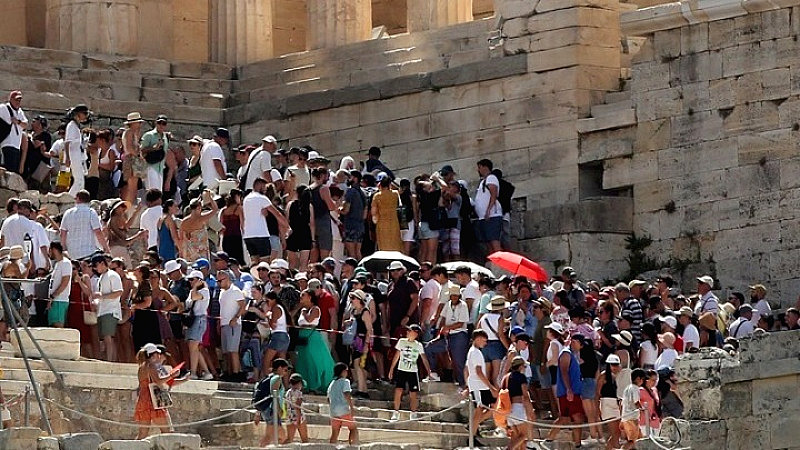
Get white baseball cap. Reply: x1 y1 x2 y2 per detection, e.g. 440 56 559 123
262 135 277 143
142 343 161 356
387 261 406 271
270 259 290 270
545 322 565 335
164 260 181 274
187 270 204 280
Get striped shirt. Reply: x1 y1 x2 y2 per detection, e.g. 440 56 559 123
622 296 644 341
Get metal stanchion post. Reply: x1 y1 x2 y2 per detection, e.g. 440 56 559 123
0 281 52 434
468 393 474 449
272 390 279 447
24 386 29 427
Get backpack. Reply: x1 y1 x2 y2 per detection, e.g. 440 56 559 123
492 169 516 215
252 375 274 411
0 104 15 144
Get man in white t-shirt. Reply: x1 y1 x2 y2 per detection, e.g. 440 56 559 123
92 254 123 362
242 177 290 263
240 135 276 190
24 207 51 271
425 284 470 387
200 128 229 188
678 306 700 351
0 199 33 251
465 329 498 445
139 189 163 250
418 264 441 334
748 284 772 325
0 91 28 174
217 270 246 378
473 159 503 253
453 266 481 322
47 242 71 327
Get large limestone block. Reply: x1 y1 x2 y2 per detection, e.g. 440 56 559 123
0 0 28 46
37 436 59 450
57 432 103 450
51 0 140 56
144 433 201 450
528 45 620 72
0 427 41 450
407 0 474 32
308 0 372 49
98 441 151 450
11 327 80 361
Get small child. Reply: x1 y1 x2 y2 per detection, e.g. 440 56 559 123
282 373 309 444
388 324 432 421
328 362 358 445
254 358 288 446
620 368 646 450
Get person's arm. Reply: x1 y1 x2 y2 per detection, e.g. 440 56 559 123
166 216 181 249
18 133 28 174
213 158 225 179
402 291 418 326
164 149 177 192
59 229 67 251
474 362 497 393
559 352 574 401
230 298 246 327
320 186 336 211
199 192 219 220
93 227 111 253
371 195 379 224
388 350 401 378
431 301 445 326
265 205 290 230
485 181 499 219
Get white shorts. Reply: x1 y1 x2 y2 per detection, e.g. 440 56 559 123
600 397 621 420
507 402 528 426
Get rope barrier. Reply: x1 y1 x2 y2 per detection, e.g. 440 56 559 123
42 393 272 429
296 398 468 426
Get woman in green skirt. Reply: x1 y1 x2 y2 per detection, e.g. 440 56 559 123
294 289 335 393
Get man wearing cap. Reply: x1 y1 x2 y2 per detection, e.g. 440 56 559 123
217 269 246 380
272 147 289 177
140 189 163 252
93 254 123 362
425 283 470 386
387 261 420 338
308 278 338 341
140 115 169 190
748 284 772 325
165 259 189 350
60 190 111 260
728 304 755 338
0 91 28 174
677 306 699 351
200 128 229 188
240 136 276 191
561 267 586 310
695 276 719 316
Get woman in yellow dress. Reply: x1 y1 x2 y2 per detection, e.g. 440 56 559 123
370 177 403 251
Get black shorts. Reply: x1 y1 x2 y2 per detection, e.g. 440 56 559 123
471 389 496 408
394 370 420 392
245 237 272 258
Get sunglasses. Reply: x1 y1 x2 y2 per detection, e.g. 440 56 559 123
257 268 269 271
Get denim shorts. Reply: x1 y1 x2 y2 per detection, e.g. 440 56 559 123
581 377 597 400
269 235 282 255
481 340 506 362
418 221 439 240
186 315 208 342
476 217 503 242
267 331 290 352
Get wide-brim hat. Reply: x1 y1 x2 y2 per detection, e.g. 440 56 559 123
699 312 716 330
612 330 633 347
124 112 145 124
187 135 203 145
250 262 271 281
387 261 406 271
109 199 130 215
658 332 676 347
488 295 509 311
8 245 24 260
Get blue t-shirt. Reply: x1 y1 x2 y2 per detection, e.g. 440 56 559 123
555 347 583 398
327 377 352 418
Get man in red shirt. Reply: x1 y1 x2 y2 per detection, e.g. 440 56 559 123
309 278 338 349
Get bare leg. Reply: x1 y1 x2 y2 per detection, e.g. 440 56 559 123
329 423 341 443
299 250 311 270
393 388 403 411
347 424 359 445
104 336 117 362
409 391 418 412
287 252 299 270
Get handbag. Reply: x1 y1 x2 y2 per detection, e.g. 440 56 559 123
82 300 97 326
144 147 165 164
55 167 71 191
182 305 196 327
148 382 173 409
342 319 357 346
31 161 51 183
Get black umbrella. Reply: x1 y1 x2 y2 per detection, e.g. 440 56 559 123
358 251 420 273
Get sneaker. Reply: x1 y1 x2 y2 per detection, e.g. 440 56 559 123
491 427 508 438
424 372 441 382
201 372 214 381
190 373 200 380
410 412 420 421
390 411 400 422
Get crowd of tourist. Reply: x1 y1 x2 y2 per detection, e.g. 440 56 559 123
0 94 797 448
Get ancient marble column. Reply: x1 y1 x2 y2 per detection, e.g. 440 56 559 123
47 0 140 55
407 0 473 32
210 0 274 66
0 0 28 46
307 0 372 50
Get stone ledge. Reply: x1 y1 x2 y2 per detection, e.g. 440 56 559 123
225 54 528 123
621 0 800 36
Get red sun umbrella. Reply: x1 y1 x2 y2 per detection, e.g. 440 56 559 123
487 251 549 283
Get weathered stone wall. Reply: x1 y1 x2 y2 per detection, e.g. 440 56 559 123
661 331 800 450
596 0 800 305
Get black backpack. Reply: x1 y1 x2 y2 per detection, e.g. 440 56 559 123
252 374 277 412
0 104 16 144
492 169 516 215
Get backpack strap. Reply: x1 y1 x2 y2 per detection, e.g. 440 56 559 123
238 148 265 191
